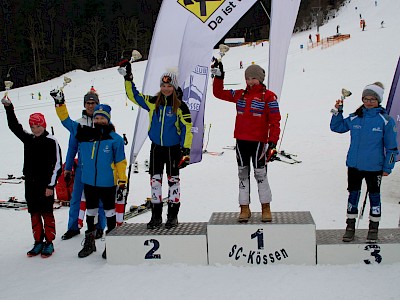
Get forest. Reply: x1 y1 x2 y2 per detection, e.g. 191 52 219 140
0 0 343 88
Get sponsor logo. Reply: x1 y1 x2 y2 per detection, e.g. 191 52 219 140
103 145 111 153
178 0 224 22
372 127 382 132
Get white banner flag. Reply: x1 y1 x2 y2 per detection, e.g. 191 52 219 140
129 0 258 165
268 0 301 101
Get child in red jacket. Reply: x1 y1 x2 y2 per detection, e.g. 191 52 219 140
212 61 281 223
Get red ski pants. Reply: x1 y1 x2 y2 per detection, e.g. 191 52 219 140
30 212 56 243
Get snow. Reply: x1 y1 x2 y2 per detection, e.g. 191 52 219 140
1 0 400 299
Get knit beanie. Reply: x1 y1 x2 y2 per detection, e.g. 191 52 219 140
160 71 179 90
29 113 47 128
362 82 384 103
93 104 111 123
84 92 100 106
245 64 265 83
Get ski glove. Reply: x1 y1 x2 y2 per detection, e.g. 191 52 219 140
178 148 190 169
211 60 225 79
118 59 133 81
1 95 11 106
116 182 127 203
64 170 72 185
266 142 278 162
50 89 65 105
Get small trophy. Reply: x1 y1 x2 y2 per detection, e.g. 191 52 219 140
60 76 72 91
130 50 142 63
218 44 230 59
4 80 13 97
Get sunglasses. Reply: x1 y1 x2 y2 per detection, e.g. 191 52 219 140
362 97 378 103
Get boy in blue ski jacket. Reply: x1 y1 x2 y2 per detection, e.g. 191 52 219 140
51 90 127 259
330 82 398 242
61 89 106 240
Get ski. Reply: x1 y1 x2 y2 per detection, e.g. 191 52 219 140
274 156 297 165
0 175 24 180
144 159 149 172
274 150 302 164
0 180 23 184
223 146 236 150
203 150 224 156
278 150 301 162
0 202 28 210
0 197 26 204
124 197 168 221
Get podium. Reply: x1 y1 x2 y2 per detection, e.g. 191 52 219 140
107 222 208 265
105 211 400 266
317 228 400 265
207 212 316 266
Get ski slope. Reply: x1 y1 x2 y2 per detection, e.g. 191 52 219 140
0 0 400 299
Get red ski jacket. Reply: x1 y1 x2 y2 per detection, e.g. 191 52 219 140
213 78 281 144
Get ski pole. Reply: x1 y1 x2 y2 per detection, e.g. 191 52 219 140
277 113 288 152
356 190 369 229
203 123 211 153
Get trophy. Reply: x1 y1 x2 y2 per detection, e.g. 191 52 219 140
4 80 13 97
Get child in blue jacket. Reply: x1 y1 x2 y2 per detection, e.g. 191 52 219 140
118 60 192 230
330 82 398 242
51 90 127 259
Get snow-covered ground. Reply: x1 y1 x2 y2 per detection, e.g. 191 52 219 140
1 0 400 299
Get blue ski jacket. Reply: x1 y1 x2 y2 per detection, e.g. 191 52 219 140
64 111 94 172
56 105 127 187
124 81 192 149
330 106 398 173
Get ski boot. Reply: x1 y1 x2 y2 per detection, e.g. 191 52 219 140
27 241 44 257
342 218 356 242
165 202 180 229
41 242 54 258
95 229 104 240
147 203 163 229
78 230 96 258
261 203 272 222
238 205 251 223
366 221 379 243
61 229 80 240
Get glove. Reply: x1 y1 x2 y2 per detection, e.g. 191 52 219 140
116 185 126 202
176 87 183 100
1 95 11 106
116 181 127 202
64 170 72 185
50 89 65 105
266 142 277 162
118 59 133 81
178 148 190 169
210 60 224 79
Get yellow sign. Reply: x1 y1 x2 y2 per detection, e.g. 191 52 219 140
178 0 225 23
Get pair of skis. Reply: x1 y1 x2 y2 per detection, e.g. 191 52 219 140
124 197 168 221
0 197 27 210
222 146 302 165
0 175 24 185
275 151 302 165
